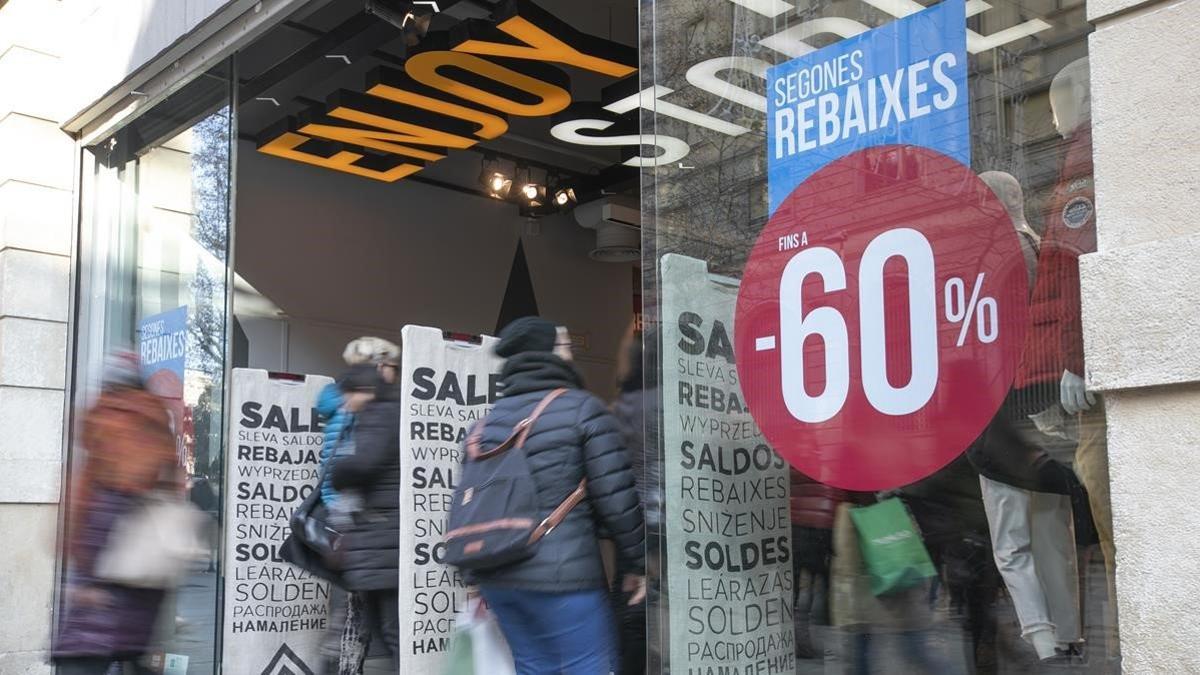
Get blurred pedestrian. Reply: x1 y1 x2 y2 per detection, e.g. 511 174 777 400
330 363 402 666
609 325 657 675
465 317 646 674
790 469 856 659
52 352 180 675
187 475 219 573
314 337 399 675
900 454 1002 673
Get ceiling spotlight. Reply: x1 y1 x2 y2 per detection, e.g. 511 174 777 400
521 182 546 207
521 183 546 207
489 174 512 198
554 186 576 207
514 165 545 206
479 155 511 198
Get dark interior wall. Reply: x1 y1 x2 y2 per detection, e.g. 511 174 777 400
233 140 633 396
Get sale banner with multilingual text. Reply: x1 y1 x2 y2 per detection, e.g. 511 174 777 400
223 369 333 675
746 0 1028 490
661 253 796 674
766 0 968 213
398 325 502 674
138 306 189 466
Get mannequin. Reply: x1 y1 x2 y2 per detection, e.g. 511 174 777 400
969 160 1084 662
980 170 1040 289
1047 56 1119 663
1050 57 1090 141
1043 57 1096 416
1016 57 1093 406
969 56 1123 665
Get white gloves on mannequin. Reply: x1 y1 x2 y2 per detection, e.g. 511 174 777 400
1060 370 1096 415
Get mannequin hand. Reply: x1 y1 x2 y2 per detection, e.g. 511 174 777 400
1060 370 1095 415
623 574 647 606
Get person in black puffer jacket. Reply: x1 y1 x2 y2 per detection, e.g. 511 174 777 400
330 364 402 665
471 317 646 675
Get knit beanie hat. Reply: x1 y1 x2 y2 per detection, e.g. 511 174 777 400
343 336 400 366
494 316 557 358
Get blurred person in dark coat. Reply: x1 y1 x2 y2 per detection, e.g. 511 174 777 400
610 325 658 675
53 352 180 675
790 469 858 658
329 364 402 665
314 336 399 675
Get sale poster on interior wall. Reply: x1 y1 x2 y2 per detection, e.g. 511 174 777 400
222 369 332 675
660 254 796 673
399 325 502 673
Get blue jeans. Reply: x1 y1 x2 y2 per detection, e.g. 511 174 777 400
480 586 615 675
850 630 962 675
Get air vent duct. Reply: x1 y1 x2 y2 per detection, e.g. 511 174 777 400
573 197 641 263
591 222 640 262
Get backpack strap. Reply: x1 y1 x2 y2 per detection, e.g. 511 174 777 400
528 479 587 545
515 387 568 449
467 388 568 461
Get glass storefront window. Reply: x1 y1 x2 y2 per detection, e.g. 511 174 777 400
641 1 1115 672
66 61 234 674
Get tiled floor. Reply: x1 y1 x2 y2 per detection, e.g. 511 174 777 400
160 568 219 674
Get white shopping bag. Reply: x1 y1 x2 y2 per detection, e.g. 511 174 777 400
455 595 515 675
95 491 208 589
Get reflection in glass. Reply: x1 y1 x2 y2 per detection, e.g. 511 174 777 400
67 62 233 674
641 1 1115 673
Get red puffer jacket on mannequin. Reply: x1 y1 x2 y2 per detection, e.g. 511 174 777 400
1016 125 1096 388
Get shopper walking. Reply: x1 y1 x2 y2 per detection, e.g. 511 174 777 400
53 352 180 675
315 337 399 675
464 316 646 675
790 469 855 659
329 363 403 665
899 454 1003 673
611 326 660 534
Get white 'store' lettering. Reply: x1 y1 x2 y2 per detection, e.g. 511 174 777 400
551 0 1045 165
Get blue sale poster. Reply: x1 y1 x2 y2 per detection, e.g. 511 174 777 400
138 306 188 396
766 0 968 213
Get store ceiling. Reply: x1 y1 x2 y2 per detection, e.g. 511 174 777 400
236 0 640 199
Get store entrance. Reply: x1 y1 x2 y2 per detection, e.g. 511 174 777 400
223 1 642 673
230 141 640 393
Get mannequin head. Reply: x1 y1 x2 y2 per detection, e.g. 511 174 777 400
980 171 1027 229
1050 57 1091 138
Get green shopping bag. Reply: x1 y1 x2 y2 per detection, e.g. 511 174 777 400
441 628 474 675
849 497 937 596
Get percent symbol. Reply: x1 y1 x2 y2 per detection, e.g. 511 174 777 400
944 273 998 346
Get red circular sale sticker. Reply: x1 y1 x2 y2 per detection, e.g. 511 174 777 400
735 146 1029 491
